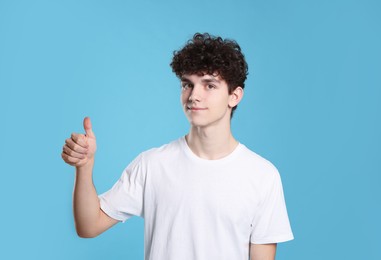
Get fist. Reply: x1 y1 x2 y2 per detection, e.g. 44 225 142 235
62 117 97 168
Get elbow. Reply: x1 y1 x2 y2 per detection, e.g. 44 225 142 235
75 226 100 238
77 231 96 238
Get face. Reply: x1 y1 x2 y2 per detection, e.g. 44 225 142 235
180 73 243 128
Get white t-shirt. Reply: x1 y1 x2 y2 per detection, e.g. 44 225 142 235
99 137 293 260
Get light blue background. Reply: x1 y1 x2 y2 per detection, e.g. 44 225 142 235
1 0 380 259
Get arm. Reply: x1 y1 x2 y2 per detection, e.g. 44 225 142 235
250 243 277 260
62 117 118 238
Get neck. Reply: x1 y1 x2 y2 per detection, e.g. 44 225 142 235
186 123 238 160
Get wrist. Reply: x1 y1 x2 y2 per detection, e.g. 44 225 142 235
76 158 95 174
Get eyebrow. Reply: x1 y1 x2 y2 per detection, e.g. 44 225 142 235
180 77 191 82
202 78 220 84
180 76 221 84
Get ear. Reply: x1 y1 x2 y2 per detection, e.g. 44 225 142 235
228 87 244 108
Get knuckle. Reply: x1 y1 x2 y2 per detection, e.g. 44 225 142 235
71 133 80 141
63 145 70 155
72 133 85 145
65 138 73 149
61 153 70 163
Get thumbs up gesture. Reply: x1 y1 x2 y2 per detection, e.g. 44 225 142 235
62 117 97 168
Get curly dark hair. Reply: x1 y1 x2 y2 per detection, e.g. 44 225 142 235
170 33 248 92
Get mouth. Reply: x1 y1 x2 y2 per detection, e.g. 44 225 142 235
187 107 207 111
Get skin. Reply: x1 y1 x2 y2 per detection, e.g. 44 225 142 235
250 244 277 260
62 73 276 259
180 73 243 159
61 117 118 238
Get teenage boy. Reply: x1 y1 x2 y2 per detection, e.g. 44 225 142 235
62 33 293 260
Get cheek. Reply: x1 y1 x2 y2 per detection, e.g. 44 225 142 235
180 93 188 105
181 89 191 101
210 94 230 107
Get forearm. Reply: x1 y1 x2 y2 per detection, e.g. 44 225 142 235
73 159 101 237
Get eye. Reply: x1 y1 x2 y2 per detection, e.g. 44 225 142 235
181 83 193 90
206 84 216 90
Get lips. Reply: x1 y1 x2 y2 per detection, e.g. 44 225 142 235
188 107 207 111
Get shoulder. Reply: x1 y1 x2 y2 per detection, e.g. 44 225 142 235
139 137 184 161
237 145 286 200
237 144 281 181
239 145 279 172
124 137 184 172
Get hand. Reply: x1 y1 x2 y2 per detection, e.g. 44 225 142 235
62 117 97 168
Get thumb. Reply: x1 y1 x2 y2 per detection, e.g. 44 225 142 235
83 117 95 138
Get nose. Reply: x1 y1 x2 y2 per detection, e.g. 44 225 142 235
188 85 202 102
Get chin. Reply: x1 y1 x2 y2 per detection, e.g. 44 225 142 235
188 119 208 128
189 121 205 127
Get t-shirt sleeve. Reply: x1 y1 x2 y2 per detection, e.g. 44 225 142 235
250 169 294 244
98 154 146 222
